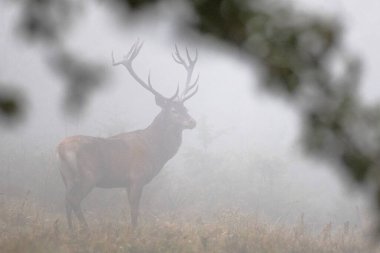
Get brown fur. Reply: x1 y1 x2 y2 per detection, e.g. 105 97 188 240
57 106 195 229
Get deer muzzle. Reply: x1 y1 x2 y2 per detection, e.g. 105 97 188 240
184 117 196 129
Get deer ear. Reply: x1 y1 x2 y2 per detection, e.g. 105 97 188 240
155 95 168 108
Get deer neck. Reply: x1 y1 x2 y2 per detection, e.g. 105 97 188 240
145 112 183 164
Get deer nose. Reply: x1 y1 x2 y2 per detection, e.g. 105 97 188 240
186 118 196 129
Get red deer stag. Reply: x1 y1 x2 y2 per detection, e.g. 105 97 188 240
57 41 199 229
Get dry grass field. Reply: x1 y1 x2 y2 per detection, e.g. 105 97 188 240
0 196 378 253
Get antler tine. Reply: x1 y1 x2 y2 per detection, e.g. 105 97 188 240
185 47 198 67
188 74 199 91
111 51 118 66
193 48 198 63
185 47 191 62
182 85 199 103
182 74 199 101
172 44 187 66
113 40 165 99
112 40 144 66
122 40 142 64
187 74 199 92
147 72 158 93
148 72 153 88
171 45 199 102
172 53 182 65
125 41 138 60
185 47 195 65
130 40 144 60
169 84 180 101
180 74 198 100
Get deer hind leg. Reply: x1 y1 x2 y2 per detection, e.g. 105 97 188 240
58 163 75 230
65 196 73 230
66 180 94 230
127 184 143 229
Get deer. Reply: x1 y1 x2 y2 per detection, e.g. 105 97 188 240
57 40 199 230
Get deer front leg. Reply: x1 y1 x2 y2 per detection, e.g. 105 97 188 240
127 184 143 229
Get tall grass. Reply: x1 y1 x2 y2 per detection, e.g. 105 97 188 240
0 123 375 252
0 197 377 253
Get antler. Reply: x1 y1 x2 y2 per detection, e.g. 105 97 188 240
172 45 199 102
112 40 179 100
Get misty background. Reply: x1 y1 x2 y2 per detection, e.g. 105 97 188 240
1 0 379 231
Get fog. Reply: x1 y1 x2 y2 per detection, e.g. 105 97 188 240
0 0 378 234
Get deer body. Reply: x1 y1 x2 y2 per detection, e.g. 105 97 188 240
58 113 185 189
58 41 198 229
